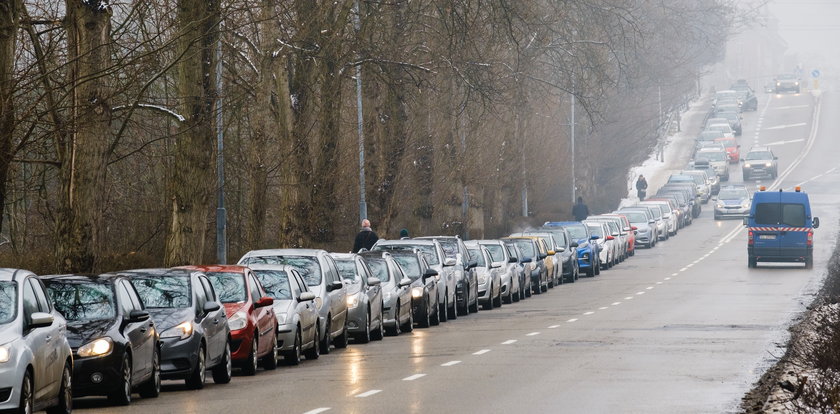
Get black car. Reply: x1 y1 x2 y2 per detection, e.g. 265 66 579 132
41 274 160 405
390 251 440 328
119 268 232 389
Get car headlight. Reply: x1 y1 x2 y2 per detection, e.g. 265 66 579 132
742 200 751 208
161 321 194 340
478 275 487 284
582 253 589 260
795 81 799 86
0 343 10 363
228 310 248 331
744 163 751 168
776 82 781 86
275 312 288 325
77 337 114 358
411 287 423 298
716 202 724 208
765 162 772 167
383 292 392 303
346 294 360 309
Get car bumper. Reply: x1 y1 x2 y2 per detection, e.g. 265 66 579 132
749 246 812 262
346 302 369 335
743 166 773 176
276 323 297 352
230 327 256 362
715 206 749 217
383 297 399 327
71 350 126 396
0 356 24 410
160 333 203 380
577 247 594 268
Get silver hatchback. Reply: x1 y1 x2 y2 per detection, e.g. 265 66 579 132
0 269 73 414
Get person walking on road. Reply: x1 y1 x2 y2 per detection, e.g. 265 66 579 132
636 174 648 201
572 197 590 221
353 219 379 252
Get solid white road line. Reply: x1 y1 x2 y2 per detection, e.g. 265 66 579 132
303 408 331 414
402 374 426 381
646 286 654 290
356 390 382 398
502 339 517 345
567 318 578 323
625 296 634 300
473 349 491 355
548 324 560 329
636 291 645 295
763 122 807 130
526 332 541 336
599 307 608 310
612 302 621 306
583 311 595 315
441 360 461 367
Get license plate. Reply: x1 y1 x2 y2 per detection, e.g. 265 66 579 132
759 235 776 240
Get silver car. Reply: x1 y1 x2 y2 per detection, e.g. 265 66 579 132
476 240 519 303
330 253 385 343
465 242 502 310
584 221 618 269
617 209 657 248
358 252 414 336
238 249 349 355
415 236 479 317
0 269 73 414
249 265 321 365
713 185 752 220
695 148 730 181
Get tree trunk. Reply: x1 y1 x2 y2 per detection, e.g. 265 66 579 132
165 0 219 266
55 0 112 272
308 55 341 243
0 0 18 237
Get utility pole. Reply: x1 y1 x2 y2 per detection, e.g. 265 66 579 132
353 0 367 222
214 38 227 264
570 83 576 205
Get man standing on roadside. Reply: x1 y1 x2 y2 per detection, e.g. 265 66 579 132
636 174 648 201
353 219 379 252
572 196 590 221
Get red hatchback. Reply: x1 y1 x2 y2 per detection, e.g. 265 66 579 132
715 137 740 163
605 213 636 256
180 265 279 375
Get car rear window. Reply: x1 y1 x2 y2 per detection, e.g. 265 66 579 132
252 269 293 300
754 203 806 227
205 272 247 304
131 275 191 309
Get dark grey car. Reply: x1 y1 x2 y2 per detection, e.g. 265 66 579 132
331 253 385 343
415 236 479 316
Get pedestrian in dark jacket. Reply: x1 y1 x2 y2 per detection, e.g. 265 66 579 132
636 174 648 201
399 228 410 239
572 197 589 221
353 219 379 252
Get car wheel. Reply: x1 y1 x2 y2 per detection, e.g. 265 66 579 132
212 341 232 384
418 301 431 328
493 288 503 307
46 362 72 414
285 328 302 366
304 329 320 360
372 303 385 339
242 337 258 376
19 370 33 414
109 354 132 405
334 323 349 349
388 304 402 336
402 307 414 333
261 332 279 370
503 286 512 304
457 289 468 316
439 292 449 323
594 261 601 276
468 286 479 314
139 346 161 398
320 319 332 354
357 311 372 343
430 297 441 326
483 285 494 311
805 255 814 269
448 293 458 320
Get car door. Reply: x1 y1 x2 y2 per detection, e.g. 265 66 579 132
248 272 273 355
779 201 808 257
125 279 155 379
117 280 151 381
22 278 56 400
197 276 225 362
292 271 318 344
324 256 346 332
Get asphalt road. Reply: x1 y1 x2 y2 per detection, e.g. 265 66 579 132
72 90 839 414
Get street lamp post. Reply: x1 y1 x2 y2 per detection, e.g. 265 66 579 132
215 38 227 264
353 0 367 222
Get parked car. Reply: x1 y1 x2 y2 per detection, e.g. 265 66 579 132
389 251 440 328
415 236 478 316
714 111 743 136
372 239 455 321
121 268 231 389
714 185 752 220
249 265 321 364
504 243 531 300
617 209 657 248
475 240 521 301
503 237 550 292
0 269 73 414
238 249 349 354
42 274 160 405
529 228 579 283
180 265 278 375
774 74 800 93
586 216 630 260
465 242 502 310
714 137 740 163
605 213 637 256
330 253 385 342
511 232 564 286
671 172 710 203
357 251 414 335
639 201 679 238
583 221 618 269
543 221 601 277
689 159 720 195
742 146 778 180
705 123 735 138
695 148 730 181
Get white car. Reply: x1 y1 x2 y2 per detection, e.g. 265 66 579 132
584 221 619 269
0 269 73 414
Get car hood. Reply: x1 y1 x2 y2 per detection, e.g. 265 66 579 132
0 322 20 342
222 302 247 317
147 307 194 332
309 284 324 298
270 300 295 316
65 319 116 348
720 198 748 206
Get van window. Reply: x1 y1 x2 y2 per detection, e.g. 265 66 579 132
781 204 806 227
754 203 806 227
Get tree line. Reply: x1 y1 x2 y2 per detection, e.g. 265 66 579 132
0 0 734 273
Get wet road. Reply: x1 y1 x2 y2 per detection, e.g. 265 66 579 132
73 90 839 413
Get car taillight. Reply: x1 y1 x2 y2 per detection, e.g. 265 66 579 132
807 230 813 246
748 231 754 246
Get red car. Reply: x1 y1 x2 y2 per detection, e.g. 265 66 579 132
715 137 740 163
604 213 636 256
180 265 279 375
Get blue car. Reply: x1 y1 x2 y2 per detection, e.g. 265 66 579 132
745 186 819 269
543 222 601 277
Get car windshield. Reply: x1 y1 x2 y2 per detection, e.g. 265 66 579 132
669 175 692 182
510 240 536 258
708 124 731 133
746 151 772 160
242 256 321 287
334 259 361 283
374 244 440 265
778 74 796 80
205 272 246 304
719 189 748 199
437 240 458 259
563 224 588 239
586 225 604 237
697 151 727 161
0 282 15 324
252 269 292 300
483 244 506 262
365 259 391 282
466 247 486 267
392 255 422 280
717 139 736 148
46 281 116 322
131 275 191 309
621 212 648 223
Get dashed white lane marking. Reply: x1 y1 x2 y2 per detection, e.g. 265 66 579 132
583 311 595 315
356 390 382 398
567 318 578 323
656 282 663 285
599 306 608 310
548 325 560 329
671 273 678 276
679 267 688 272
692 260 700 264
612 302 621 306
636 291 645 295
625 296 634 300
303 408 331 414
502 339 517 345
686 264 694 268
665 277 671 280
763 122 807 130
526 332 541 336
646 286 654 290
402 374 426 381
441 360 462 367
473 349 491 355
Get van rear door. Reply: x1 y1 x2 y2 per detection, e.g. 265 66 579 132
752 192 781 258
778 202 809 258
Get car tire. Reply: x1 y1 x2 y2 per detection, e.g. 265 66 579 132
503 287 512 304
418 301 431 328
261 333 279 370
449 294 459 319
320 319 332 354
402 308 414 333
468 286 479 314
285 329 302 366
493 289 502 308
430 298 441 326
242 337 258 376
483 286 494 311
304 329 320 360
387 305 402 336
46 362 72 414
457 290 469 316
357 312 372 343
211 341 232 384
108 354 132 405
594 261 601 276
806 255 814 269
139 346 161 398
372 304 385 340
439 292 449 323
334 324 349 349
19 370 33 414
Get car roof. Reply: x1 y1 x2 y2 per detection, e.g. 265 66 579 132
39 273 119 283
178 265 248 274
246 264 298 273
0 268 36 282
240 248 326 258
329 253 357 260
107 268 196 278
377 239 435 245
748 146 771 152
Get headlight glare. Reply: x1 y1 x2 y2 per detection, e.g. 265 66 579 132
0 344 11 363
765 162 772 167
77 337 114 358
346 294 360 309
411 287 423 298
161 321 193 340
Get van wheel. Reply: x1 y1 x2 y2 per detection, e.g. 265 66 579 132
805 255 814 269
748 256 757 268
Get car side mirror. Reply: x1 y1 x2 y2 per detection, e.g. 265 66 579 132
127 310 150 323
298 291 316 302
467 261 478 269
327 280 344 291
556 247 565 253
538 254 547 260
606 235 615 241
490 261 502 269
203 301 221 313
521 257 532 264
444 258 456 267
570 242 579 248
423 269 438 278
367 277 381 286
590 235 600 240
508 256 518 263
547 250 556 256
255 296 274 308
813 217 820 229
773 156 778 160
399 277 412 287
648 219 656 224
28 312 54 329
